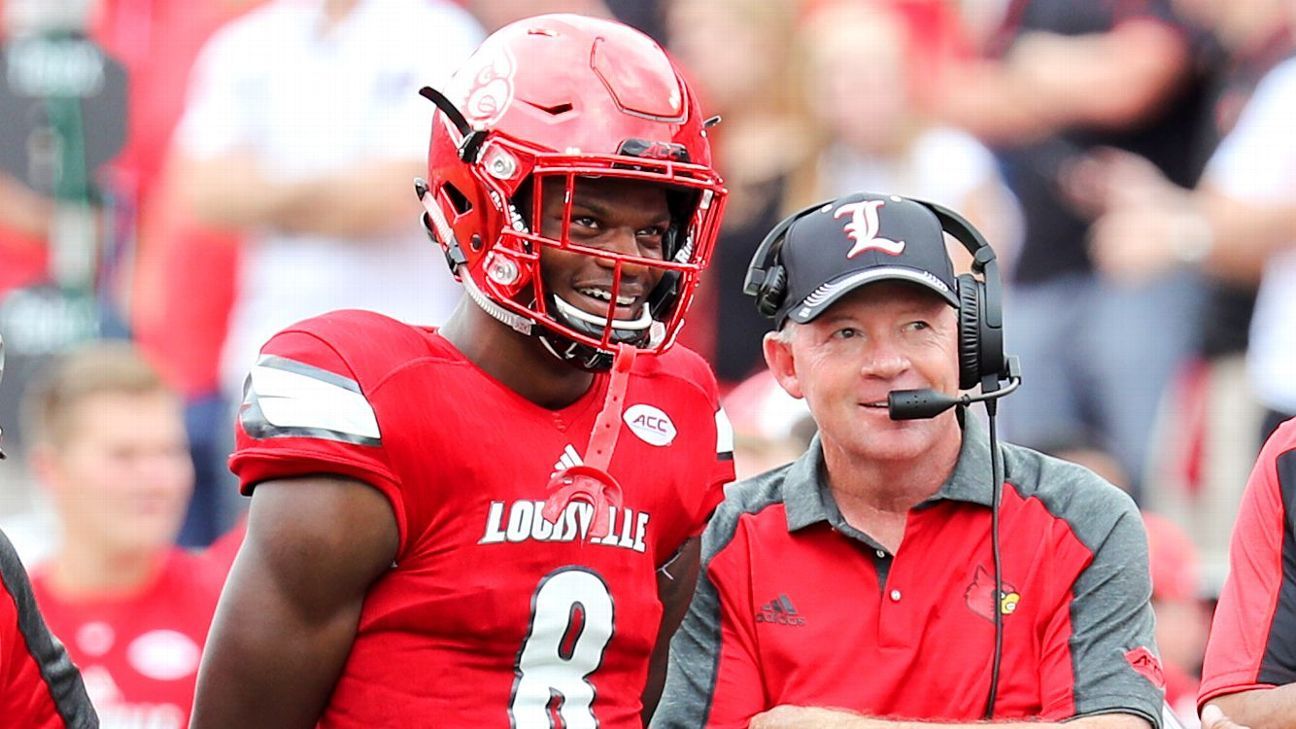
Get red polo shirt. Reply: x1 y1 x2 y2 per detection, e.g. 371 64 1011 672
1198 418 1296 709
655 419 1165 728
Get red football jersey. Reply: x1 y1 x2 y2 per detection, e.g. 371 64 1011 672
30 549 227 729
230 310 734 727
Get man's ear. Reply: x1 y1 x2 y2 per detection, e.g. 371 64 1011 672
763 330 804 400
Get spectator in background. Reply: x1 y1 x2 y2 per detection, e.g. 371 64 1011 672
665 0 810 385
22 342 225 727
934 0 1214 500
170 0 483 407
787 1 1019 269
1084 46 1296 444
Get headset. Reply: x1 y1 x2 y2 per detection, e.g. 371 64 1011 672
745 195 1022 718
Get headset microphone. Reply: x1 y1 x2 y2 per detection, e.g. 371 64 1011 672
888 361 1022 421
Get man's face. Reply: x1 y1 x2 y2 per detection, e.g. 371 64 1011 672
535 176 672 327
765 281 961 463
46 391 193 558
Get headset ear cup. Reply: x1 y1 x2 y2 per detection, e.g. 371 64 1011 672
957 274 982 391
756 264 787 317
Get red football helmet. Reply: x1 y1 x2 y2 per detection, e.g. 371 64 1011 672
418 13 727 370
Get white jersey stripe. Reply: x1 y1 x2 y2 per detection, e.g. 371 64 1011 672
715 407 734 456
249 362 380 440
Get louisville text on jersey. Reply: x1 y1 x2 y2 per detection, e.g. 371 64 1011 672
479 499 650 552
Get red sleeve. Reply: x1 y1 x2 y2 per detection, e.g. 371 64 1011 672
0 531 97 727
1199 420 1296 708
229 322 409 553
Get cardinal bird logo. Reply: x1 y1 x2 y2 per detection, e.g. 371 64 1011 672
1124 647 1166 689
964 565 1021 622
456 46 516 126
834 200 906 257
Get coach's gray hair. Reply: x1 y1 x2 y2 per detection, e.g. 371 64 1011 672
772 322 799 345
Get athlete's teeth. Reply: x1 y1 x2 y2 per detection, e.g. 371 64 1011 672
577 288 635 307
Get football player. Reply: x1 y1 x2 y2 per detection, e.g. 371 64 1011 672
191 14 732 728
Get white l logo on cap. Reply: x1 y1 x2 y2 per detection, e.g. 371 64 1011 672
835 200 906 257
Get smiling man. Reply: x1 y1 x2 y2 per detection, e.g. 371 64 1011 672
190 14 733 729
653 193 1166 729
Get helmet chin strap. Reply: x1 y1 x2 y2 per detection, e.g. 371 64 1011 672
461 269 534 335
541 343 637 539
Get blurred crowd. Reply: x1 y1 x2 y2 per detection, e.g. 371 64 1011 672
1 0 1294 725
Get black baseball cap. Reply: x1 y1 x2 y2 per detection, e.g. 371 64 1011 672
774 192 959 325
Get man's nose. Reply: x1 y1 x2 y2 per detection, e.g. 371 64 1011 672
860 338 909 379
596 228 651 277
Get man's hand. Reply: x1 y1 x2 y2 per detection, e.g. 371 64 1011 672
750 705 867 729
1201 704 1253 729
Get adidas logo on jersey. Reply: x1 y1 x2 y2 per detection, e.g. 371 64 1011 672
755 594 806 626
552 444 583 476
479 499 651 553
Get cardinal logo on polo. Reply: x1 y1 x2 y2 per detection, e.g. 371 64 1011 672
835 200 906 257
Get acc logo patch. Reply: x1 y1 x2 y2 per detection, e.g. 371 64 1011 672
623 404 676 446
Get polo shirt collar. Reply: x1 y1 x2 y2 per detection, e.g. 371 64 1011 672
783 414 998 533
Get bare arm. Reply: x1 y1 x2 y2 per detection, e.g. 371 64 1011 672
1084 155 1296 285
751 706 1152 729
642 537 702 724
1207 687 1296 729
173 152 422 239
189 475 398 729
936 21 1190 144
1193 186 1296 281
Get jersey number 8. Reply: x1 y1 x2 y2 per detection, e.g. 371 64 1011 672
512 567 615 728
